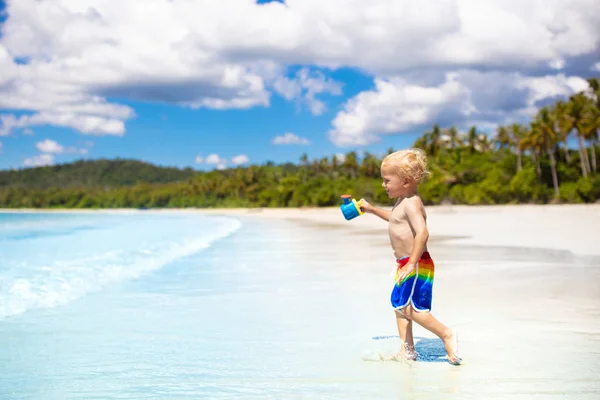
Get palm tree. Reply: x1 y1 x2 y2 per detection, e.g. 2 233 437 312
466 126 478 154
589 78 600 94
319 156 330 174
535 107 560 198
360 152 380 178
522 125 544 180
569 93 592 177
413 135 428 150
332 154 341 171
300 153 309 166
342 151 359 179
311 159 320 174
446 126 461 149
585 78 600 173
476 134 492 153
299 152 310 183
509 124 527 172
424 124 443 156
552 101 573 164
494 126 512 150
580 101 600 174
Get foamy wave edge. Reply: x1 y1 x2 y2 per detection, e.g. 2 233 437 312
0 216 242 319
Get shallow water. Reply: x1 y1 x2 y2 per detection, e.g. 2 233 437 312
1 212 599 399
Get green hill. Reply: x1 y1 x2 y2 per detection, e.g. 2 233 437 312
0 159 196 189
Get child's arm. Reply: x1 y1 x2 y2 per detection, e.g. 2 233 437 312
404 198 429 266
359 199 391 221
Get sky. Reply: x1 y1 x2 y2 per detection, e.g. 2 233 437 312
0 0 599 171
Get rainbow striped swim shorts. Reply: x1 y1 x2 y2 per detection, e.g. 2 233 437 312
391 252 435 312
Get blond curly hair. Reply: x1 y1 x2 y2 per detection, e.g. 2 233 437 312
381 148 431 183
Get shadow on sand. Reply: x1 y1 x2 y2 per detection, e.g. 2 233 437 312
413 336 448 363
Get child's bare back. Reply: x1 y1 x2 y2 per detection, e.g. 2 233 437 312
388 196 428 259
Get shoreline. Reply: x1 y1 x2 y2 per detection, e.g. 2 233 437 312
2 204 599 256
2 204 599 398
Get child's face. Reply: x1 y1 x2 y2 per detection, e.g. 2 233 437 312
381 165 410 198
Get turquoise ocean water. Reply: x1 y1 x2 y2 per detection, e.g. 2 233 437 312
0 212 403 399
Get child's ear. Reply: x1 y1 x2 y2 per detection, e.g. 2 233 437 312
403 177 411 186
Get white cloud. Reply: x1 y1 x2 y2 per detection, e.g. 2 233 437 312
329 72 589 146
24 153 54 167
1 0 598 137
22 128 34 136
205 154 224 164
272 68 342 115
1 111 128 136
549 59 565 70
0 1 269 136
36 139 64 154
333 153 346 163
0 142 3 154
272 132 311 145
76 140 94 155
196 153 248 168
330 74 473 146
231 154 249 165
592 63 600 72
205 0 599 74
516 74 589 109
33 138 90 158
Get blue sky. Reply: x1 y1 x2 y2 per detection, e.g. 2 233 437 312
2 67 388 170
0 0 598 171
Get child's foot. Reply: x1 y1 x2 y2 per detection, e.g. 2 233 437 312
443 329 462 365
395 343 418 361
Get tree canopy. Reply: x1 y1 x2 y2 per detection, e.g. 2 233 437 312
1 78 599 208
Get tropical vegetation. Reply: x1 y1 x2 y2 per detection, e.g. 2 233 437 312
1 78 599 208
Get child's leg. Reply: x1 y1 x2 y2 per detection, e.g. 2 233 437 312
403 305 459 362
394 310 416 360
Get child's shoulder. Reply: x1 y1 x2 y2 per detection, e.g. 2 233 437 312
393 195 425 214
403 195 427 217
405 194 425 208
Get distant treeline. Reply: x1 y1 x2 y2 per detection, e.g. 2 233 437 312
1 78 599 208
0 159 195 188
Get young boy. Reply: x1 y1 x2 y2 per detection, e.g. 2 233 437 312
359 148 461 365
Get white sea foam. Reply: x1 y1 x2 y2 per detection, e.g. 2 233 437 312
0 215 242 319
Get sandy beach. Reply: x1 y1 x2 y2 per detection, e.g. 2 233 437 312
2 205 599 398
198 204 600 398
196 204 600 257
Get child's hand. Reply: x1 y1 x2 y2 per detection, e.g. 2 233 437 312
396 263 416 283
359 198 373 213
